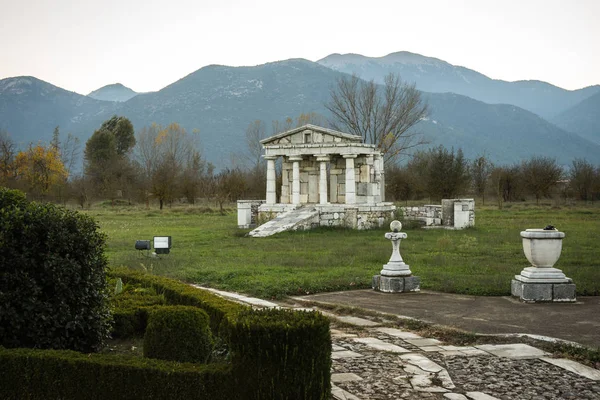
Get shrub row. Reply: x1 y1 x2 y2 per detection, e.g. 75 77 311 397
0 346 233 400
1 268 331 399
144 306 213 364
108 268 245 336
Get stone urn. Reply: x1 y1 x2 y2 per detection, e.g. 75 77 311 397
519 228 566 281
511 227 575 302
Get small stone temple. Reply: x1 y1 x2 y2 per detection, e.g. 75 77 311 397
238 124 396 236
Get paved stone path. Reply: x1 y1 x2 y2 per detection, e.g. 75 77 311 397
194 286 600 399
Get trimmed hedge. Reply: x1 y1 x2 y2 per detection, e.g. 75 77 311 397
0 188 110 353
110 282 167 338
108 268 245 336
230 308 332 400
0 346 233 400
144 306 213 364
1 269 332 399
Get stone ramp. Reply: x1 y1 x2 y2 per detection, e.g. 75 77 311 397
248 206 319 237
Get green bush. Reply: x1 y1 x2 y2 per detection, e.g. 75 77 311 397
0 187 27 209
0 346 233 400
109 268 245 335
0 190 110 352
1 269 332 399
144 306 213 364
229 308 331 400
110 282 167 338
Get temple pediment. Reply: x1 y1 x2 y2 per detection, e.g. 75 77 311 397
260 124 362 147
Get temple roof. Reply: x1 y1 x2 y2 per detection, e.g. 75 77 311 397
260 124 362 146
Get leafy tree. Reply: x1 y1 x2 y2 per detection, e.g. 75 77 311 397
14 143 67 198
569 158 597 201
99 116 136 155
326 73 428 163
84 117 136 201
521 156 563 204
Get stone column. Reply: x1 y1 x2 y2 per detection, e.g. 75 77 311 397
375 154 385 202
265 156 277 205
344 154 357 204
289 156 303 205
316 155 329 204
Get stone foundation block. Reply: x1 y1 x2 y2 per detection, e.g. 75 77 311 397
553 283 577 302
373 275 420 293
511 279 576 303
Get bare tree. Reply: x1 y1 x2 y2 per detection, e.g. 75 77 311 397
0 130 16 186
326 73 428 163
471 155 493 205
521 156 563 205
136 123 202 209
569 158 597 201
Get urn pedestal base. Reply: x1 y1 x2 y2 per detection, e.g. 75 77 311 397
372 275 420 293
511 277 576 303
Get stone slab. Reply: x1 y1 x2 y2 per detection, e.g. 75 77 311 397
400 353 444 373
331 373 363 383
331 350 364 359
438 369 456 389
466 392 501 400
331 384 360 400
460 349 490 356
444 394 469 400
405 338 443 347
353 337 410 353
332 344 346 351
440 345 476 351
475 343 547 359
421 346 444 352
334 315 381 327
540 357 600 380
439 350 465 357
376 327 422 339
330 329 358 338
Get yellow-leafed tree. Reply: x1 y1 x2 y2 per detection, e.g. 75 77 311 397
15 144 68 198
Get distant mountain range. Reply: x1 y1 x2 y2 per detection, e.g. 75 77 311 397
318 51 600 120
87 83 139 102
0 52 599 171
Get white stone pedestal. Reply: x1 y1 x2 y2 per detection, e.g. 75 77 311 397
373 221 420 293
511 229 575 303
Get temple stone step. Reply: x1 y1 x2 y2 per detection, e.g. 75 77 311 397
248 207 319 237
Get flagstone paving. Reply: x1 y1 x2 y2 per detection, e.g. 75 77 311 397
191 286 600 399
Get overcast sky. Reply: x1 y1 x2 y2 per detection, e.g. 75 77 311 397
1 0 598 94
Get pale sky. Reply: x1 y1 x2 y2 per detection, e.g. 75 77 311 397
1 0 598 94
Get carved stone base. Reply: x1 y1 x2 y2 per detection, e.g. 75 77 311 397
511 278 576 303
372 275 420 293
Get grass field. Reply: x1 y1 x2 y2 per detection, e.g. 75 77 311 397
92 202 600 299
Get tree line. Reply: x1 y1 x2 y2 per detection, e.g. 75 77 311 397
386 147 600 206
1 72 598 208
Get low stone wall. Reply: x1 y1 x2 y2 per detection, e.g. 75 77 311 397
314 204 396 230
400 199 475 229
252 203 396 231
400 205 442 226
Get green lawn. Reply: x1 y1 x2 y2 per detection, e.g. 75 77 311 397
92 203 600 299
